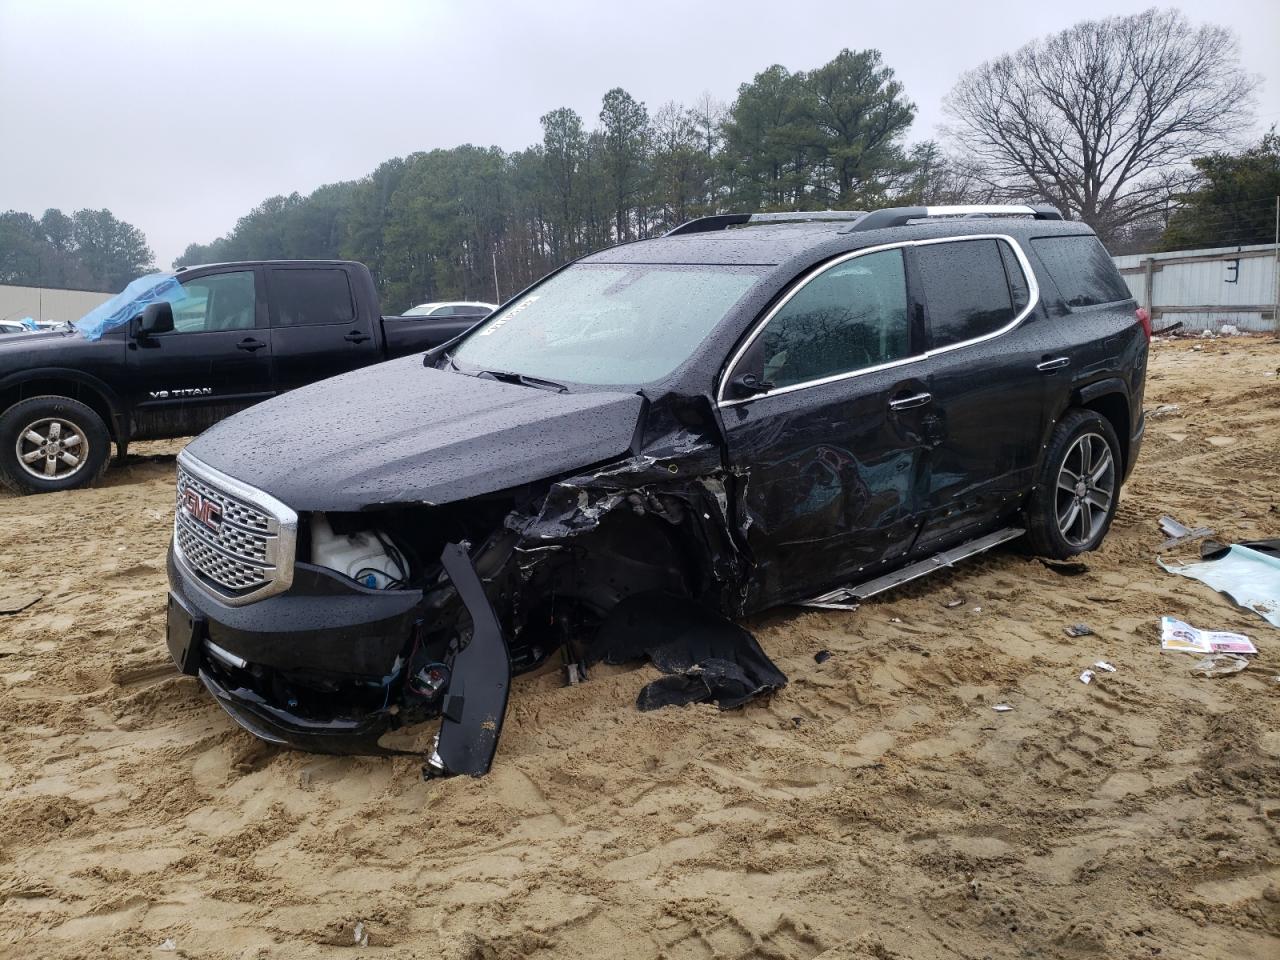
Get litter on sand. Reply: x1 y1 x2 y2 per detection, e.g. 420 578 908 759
1190 654 1250 678
1158 539 1280 627
1159 616 1258 655
1065 623 1094 637
0 589 42 615
1079 670 1095 685
992 704 1014 712
1157 515 1215 551
1094 661 1117 672
944 598 966 609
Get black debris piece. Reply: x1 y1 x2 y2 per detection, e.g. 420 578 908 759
814 650 832 664
1040 559 1089 576
590 592 787 712
1064 623 1094 638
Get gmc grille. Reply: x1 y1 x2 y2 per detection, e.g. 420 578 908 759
173 455 297 605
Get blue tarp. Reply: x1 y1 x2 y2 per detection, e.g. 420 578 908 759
19 317 37 330
73 273 184 342
1159 544 1280 629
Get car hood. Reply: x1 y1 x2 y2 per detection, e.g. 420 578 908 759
185 354 646 511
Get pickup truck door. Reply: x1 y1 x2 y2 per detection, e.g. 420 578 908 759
720 247 933 609
267 265 382 390
126 267 274 439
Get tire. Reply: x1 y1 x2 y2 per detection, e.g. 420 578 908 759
1024 408 1121 559
0 395 112 495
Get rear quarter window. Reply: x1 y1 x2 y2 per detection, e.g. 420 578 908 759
1031 236 1131 308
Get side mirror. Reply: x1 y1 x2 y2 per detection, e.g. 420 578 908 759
729 372 774 398
138 301 174 337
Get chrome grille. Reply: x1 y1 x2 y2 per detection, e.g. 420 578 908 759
173 454 298 605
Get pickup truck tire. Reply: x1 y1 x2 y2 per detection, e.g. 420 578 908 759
1024 408 1121 559
0 396 112 495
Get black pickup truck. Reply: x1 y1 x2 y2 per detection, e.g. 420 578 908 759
0 260 485 494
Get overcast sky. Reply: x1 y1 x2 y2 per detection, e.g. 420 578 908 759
2 0 1277 270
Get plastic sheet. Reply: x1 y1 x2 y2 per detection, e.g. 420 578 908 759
18 317 37 330
1159 544 1280 628
73 273 184 342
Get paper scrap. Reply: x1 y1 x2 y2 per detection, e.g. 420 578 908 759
1094 661 1116 672
1160 616 1257 655
992 704 1013 712
1079 670 1095 685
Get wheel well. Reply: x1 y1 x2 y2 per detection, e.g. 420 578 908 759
1081 392 1130 475
0 380 121 444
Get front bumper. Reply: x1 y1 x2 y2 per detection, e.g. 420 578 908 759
168 542 424 753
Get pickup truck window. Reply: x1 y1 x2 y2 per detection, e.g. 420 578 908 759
171 271 257 334
271 268 356 326
453 263 762 386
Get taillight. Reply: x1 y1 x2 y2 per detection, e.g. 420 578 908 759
1136 306 1152 342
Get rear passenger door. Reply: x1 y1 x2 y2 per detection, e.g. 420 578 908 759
910 236 1046 555
267 265 381 391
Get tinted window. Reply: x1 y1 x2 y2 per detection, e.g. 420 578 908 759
1031 236 1131 307
433 305 458 317
171 271 257 334
453 263 762 386
271 269 355 326
1000 241 1031 313
917 240 1015 348
756 249 910 389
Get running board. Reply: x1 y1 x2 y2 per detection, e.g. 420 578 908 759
802 527 1025 607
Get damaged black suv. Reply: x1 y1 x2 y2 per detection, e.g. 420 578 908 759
166 205 1148 774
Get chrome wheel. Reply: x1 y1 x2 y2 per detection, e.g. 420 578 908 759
15 417 89 481
1055 432 1115 547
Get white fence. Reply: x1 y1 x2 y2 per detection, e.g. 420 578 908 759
0 284 113 325
1113 243 1279 334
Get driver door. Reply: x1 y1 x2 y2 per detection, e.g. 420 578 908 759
126 268 274 439
720 248 934 609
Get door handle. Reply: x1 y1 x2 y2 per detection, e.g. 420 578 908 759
237 338 267 352
345 330 372 344
1036 356 1070 371
888 391 932 411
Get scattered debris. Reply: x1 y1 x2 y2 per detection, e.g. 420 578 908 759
814 650 832 664
1094 661 1117 672
1079 670 1095 685
353 921 369 947
590 593 787 712
1190 654 1250 678
1158 515 1214 550
1040 559 1089 576
1159 616 1258 655
0 589 42 615
1200 329 1216 339
1065 623 1094 638
1158 539 1280 627
1152 321 1183 336
1220 323 1241 336
159 940 177 953
972 606 983 613
1148 404 1181 420
992 704 1013 712
944 598 965 609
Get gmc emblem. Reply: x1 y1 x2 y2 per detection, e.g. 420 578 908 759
183 489 223 532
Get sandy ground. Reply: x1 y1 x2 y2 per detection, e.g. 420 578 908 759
1 337 1278 960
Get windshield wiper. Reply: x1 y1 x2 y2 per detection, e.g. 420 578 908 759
476 369 568 393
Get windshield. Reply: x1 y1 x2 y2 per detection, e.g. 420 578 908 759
451 263 763 386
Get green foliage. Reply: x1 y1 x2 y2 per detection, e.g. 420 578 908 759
1159 132 1280 251
172 50 925 312
0 207 154 291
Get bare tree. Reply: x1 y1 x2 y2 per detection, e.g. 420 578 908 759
943 8 1257 241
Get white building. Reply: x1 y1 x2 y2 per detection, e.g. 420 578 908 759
0 283 113 325
1113 243 1278 334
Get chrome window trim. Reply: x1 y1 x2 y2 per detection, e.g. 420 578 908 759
716 233 1041 407
172 448 298 607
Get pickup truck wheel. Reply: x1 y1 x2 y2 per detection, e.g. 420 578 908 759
0 396 112 495
1024 409 1121 559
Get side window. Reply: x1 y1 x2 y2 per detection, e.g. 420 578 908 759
170 271 257 334
270 269 356 326
917 239 1016 349
756 249 910 389
431 305 457 317
1000 241 1031 313
1031 235 1132 308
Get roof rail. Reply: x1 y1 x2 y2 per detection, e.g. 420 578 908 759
665 210 868 237
843 204 1063 233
